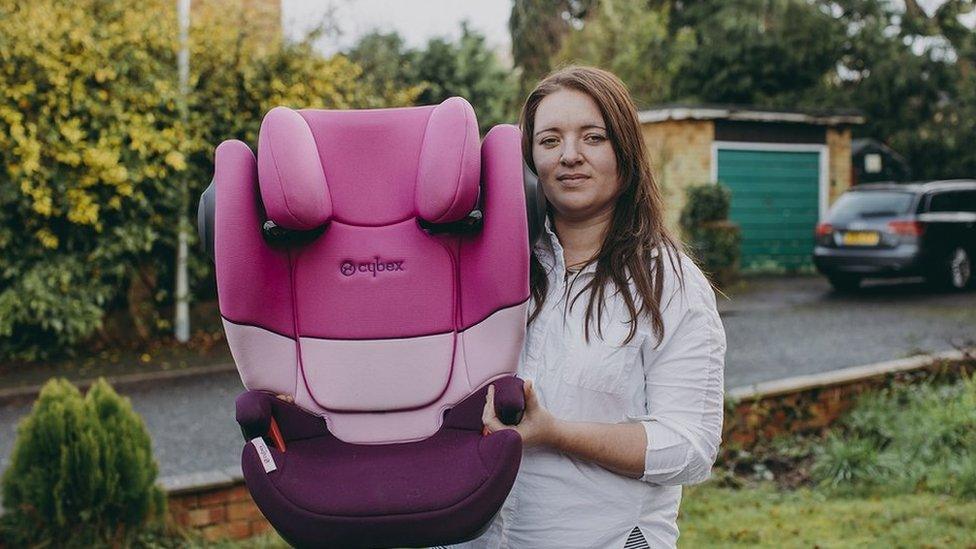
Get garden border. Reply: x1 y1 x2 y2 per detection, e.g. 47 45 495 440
723 347 975 449
4 349 973 542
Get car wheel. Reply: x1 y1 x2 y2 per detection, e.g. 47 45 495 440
828 274 861 292
929 246 972 291
948 247 972 290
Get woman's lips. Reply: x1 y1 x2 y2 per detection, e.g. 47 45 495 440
558 175 590 187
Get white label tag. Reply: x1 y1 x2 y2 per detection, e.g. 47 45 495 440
251 437 277 473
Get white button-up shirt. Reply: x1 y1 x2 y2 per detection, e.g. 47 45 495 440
453 217 726 549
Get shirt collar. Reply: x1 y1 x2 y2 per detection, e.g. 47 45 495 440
539 214 598 277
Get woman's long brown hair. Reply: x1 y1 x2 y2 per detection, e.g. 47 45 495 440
520 66 685 347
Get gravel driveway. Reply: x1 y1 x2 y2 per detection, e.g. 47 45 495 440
2 275 974 483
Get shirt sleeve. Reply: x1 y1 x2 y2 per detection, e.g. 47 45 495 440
627 255 726 486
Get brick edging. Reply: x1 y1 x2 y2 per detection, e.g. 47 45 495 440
726 348 974 401
166 470 271 542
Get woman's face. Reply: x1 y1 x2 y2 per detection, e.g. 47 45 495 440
532 87 621 222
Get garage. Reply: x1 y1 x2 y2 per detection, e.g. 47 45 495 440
639 105 864 273
714 145 826 270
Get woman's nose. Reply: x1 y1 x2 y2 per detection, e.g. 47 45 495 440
560 142 583 166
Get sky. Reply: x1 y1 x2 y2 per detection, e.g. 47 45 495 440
282 0 512 55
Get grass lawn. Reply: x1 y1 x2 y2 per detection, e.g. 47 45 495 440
214 481 976 548
679 481 976 548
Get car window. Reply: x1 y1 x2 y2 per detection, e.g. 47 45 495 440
927 190 976 213
829 191 915 222
928 192 961 213
960 191 976 213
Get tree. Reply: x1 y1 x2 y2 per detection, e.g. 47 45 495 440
345 24 519 132
345 31 426 108
555 0 694 107
410 23 520 131
510 0 976 180
821 0 975 179
669 0 846 105
509 0 594 94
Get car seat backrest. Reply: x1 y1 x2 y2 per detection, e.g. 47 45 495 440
214 97 529 444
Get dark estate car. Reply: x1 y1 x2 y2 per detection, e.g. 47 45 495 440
813 180 976 291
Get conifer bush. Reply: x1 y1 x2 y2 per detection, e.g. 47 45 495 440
0 378 166 547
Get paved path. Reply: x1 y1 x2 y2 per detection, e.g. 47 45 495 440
2 276 974 483
720 276 976 388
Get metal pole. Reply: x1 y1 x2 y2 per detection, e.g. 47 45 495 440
175 0 191 343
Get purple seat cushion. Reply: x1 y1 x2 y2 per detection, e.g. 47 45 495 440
266 427 513 517
239 383 522 548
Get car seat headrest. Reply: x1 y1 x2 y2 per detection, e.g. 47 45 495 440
255 98 480 237
415 97 481 224
257 107 333 231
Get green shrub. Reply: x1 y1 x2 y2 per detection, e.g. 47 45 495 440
810 433 892 492
811 374 976 499
680 182 732 227
0 0 418 361
680 183 741 286
0 378 166 547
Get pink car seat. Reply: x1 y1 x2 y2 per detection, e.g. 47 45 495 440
198 97 544 548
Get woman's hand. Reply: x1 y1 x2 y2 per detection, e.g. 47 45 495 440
482 379 647 478
482 379 561 448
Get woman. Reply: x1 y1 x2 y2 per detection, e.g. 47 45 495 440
452 66 727 548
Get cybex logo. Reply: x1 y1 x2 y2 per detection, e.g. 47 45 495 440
340 257 405 277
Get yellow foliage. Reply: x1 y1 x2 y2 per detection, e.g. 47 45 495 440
31 190 54 217
67 189 99 225
164 151 187 171
1 0 423 358
36 229 59 249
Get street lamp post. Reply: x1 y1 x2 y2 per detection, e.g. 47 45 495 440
175 0 191 343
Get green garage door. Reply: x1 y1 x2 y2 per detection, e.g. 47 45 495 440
717 149 820 271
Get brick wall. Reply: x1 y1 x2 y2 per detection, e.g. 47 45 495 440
640 120 715 234
826 126 853 204
722 355 974 451
169 482 272 542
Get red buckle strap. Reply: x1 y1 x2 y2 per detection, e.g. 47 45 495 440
268 417 287 452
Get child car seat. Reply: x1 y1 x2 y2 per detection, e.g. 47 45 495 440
198 97 544 548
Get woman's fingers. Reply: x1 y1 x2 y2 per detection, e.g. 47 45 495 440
523 379 536 409
482 384 503 434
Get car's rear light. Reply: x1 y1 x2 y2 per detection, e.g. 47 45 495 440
887 220 924 237
815 222 833 237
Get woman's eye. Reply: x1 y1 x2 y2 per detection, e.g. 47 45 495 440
539 137 559 147
584 134 606 143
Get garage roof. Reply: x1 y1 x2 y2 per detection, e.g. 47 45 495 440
638 103 865 126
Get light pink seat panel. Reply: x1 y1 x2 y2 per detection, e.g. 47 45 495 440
214 101 529 443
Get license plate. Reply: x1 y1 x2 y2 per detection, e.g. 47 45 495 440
842 231 880 246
